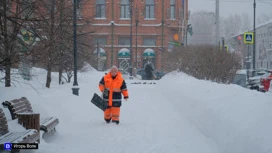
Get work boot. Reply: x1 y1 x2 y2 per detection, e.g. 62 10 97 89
105 118 111 123
112 120 119 124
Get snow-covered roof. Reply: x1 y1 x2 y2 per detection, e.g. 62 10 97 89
232 19 272 38
118 48 130 58
143 48 156 57
118 48 130 53
256 19 272 29
143 48 155 53
93 48 105 53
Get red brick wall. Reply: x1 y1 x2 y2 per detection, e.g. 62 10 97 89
10 0 187 71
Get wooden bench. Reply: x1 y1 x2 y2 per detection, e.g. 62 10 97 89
0 108 39 153
2 97 59 138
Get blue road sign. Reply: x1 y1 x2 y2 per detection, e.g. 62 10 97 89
244 32 254 44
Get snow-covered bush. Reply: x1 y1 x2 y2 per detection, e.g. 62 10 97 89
164 45 241 83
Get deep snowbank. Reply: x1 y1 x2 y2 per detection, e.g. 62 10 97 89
159 71 272 153
1 67 271 153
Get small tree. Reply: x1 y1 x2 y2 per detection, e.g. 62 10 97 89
0 0 35 87
164 45 241 84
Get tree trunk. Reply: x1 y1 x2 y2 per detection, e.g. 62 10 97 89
46 59 52 88
5 60 11 87
67 72 72 83
59 68 62 84
46 0 55 88
3 0 11 87
58 0 64 85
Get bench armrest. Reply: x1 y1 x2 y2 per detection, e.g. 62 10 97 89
2 101 11 108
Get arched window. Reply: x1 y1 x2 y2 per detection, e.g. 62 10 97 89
120 0 130 19
145 0 155 19
96 0 105 18
170 0 176 19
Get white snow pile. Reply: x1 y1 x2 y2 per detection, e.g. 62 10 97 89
0 67 271 153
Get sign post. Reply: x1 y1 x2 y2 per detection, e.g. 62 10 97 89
244 32 254 78
19 29 35 81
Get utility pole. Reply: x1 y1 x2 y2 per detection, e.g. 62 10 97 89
72 0 79 96
161 0 165 71
222 37 225 51
135 6 139 69
247 44 250 80
253 0 256 70
111 0 114 66
186 25 188 46
97 41 100 70
215 0 219 46
129 0 133 76
181 0 184 44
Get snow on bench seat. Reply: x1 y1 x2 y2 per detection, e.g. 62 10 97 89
0 108 39 149
2 97 60 135
0 130 39 144
40 117 59 132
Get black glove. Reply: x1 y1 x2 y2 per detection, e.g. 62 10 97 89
124 96 129 101
103 89 109 97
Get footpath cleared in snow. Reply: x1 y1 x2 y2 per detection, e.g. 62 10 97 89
1 67 272 153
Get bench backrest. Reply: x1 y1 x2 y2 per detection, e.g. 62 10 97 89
2 97 33 120
0 108 9 136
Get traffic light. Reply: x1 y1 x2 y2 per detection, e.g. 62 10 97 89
237 35 242 45
187 24 193 36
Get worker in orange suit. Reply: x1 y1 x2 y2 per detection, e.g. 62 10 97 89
99 66 129 124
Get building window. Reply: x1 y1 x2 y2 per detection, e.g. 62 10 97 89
145 0 155 19
120 0 130 19
94 37 107 45
170 0 176 19
96 0 105 18
118 37 130 46
143 38 156 46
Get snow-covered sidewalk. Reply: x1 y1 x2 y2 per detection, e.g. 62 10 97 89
1 68 272 153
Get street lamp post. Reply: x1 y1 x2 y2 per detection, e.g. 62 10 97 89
72 0 79 96
129 0 133 76
161 0 165 71
136 10 139 69
253 0 256 70
97 40 100 70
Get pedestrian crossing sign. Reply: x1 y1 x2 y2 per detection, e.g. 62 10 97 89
244 32 254 44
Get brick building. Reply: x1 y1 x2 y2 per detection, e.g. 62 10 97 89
78 0 188 71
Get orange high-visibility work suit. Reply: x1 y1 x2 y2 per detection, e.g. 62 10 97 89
99 71 129 123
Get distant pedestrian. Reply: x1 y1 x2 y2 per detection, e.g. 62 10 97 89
144 61 154 80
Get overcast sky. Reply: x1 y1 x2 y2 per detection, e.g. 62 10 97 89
188 0 272 20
